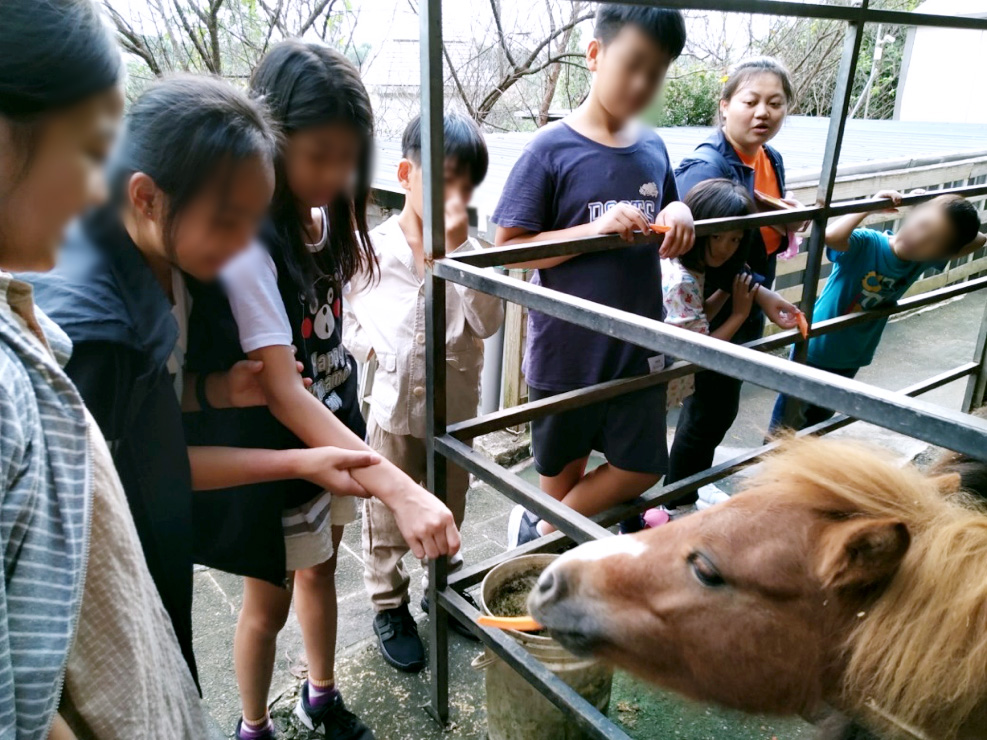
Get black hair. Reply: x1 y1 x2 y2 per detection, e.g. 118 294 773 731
679 178 755 274
719 57 794 126
109 75 278 248
594 4 686 60
931 195 981 255
401 113 489 187
0 0 120 122
250 40 376 298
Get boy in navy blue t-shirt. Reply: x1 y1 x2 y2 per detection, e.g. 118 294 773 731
770 190 984 432
492 4 695 546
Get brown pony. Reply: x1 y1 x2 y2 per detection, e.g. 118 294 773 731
529 438 987 739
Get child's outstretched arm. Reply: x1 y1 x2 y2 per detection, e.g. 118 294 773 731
756 287 801 330
249 344 460 560
188 445 379 495
826 190 902 252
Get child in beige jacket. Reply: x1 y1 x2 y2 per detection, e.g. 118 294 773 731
344 113 503 673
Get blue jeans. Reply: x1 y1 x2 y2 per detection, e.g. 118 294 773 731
769 360 859 434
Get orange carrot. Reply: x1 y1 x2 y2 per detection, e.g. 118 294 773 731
649 223 672 235
796 312 809 340
477 615 543 632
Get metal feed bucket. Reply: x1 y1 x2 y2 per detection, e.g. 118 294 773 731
473 553 614 740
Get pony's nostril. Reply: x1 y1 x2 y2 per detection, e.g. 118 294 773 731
538 570 556 595
538 573 555 594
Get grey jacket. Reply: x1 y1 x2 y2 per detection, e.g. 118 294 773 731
0 272 91 740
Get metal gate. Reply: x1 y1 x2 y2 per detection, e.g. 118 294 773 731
418 2 987 737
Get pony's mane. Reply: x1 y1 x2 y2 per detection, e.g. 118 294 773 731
753 437 987 739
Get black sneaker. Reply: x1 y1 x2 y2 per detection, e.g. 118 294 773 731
421 591 481 642
294 682 374 740
507 505 541 548
372 603 425 673
234 718 276 740
618 514 645 534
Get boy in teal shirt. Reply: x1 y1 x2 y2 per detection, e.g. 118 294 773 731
771 190 984 431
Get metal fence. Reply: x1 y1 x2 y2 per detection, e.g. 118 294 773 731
418 2 987 737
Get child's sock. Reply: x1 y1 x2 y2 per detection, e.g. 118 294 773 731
307 677 338 708
239 714 273 739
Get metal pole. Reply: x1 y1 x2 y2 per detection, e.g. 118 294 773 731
578 0 987 31
420 0 449 725
435 259 987 461
963 296 987 412
480 293 505 414
783 1 870 427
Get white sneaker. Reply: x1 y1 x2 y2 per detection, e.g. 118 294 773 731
664 504 697 520
696 484 730 510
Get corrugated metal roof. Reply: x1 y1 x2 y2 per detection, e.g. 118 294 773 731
372 115 987 227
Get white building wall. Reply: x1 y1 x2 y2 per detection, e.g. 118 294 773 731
895 0 987 124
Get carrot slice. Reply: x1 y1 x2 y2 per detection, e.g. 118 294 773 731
477 615 543 632
796 312 809 340
649 223 672 235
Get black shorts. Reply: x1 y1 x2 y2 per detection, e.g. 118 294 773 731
528 384 668 478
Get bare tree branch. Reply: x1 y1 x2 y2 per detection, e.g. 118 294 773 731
298 0 336 36
172 0 214 72
488 0 519 69
538 0 582 125
474 9 593 122
443 44 478 119
102 5 164 76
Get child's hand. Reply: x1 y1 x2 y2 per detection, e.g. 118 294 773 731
874 189 903 213
594 203 651 242
388 483 461 560
782 192 810 232
297 446 381 498
219 358 311 408
731 273 759 319
759 290 800 330
654 201 695 258
445 194 470 251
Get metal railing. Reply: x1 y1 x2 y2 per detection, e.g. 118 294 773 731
419 1 987 737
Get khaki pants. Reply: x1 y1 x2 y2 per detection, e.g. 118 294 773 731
362 417 469 612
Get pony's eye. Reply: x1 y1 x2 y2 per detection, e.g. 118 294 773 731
689 553 725 588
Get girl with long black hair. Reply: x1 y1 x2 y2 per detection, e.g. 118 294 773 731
185 41 459 740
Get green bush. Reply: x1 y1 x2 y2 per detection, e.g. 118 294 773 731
645 69 721 127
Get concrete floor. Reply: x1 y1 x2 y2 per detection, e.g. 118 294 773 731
192 291 985 739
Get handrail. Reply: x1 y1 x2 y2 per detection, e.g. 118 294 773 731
449 183 987 268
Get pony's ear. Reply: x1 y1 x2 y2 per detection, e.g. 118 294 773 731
816 518 910 590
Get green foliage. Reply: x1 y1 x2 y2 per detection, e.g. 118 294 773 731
553 26 591 112
644 69 721 128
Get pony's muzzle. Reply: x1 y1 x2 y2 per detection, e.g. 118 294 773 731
528 562 605 655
